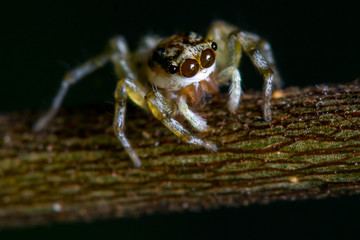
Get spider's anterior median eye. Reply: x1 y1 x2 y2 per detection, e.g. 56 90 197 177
200 49 216 68
180 59 199 78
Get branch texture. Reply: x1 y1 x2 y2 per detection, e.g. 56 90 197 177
1 82 360 227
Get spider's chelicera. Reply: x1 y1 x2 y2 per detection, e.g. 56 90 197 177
34 21 282 167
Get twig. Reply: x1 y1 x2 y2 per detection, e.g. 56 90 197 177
1 81 360 227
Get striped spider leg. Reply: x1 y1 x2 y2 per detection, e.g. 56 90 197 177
207 21 282 121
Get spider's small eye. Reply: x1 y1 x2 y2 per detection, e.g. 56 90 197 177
211 42 217 51
180 59 199 78
200 49 216 68
168 65 179 74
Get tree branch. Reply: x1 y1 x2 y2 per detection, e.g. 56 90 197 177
1 81 360 227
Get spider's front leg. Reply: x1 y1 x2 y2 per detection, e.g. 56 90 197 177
111 37 149 168
145 90 217 152
113 78 146 168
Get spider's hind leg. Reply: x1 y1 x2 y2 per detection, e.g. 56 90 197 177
33 48 111 131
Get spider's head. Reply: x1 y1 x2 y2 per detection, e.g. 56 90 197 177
148 32 217 91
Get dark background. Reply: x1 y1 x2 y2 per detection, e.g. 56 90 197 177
2 0 360 239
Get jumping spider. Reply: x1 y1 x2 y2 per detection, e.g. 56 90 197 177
34 21 282 167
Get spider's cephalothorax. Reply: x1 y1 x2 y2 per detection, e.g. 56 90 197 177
148 31 219 106
34 21 282 167
149 32 216 76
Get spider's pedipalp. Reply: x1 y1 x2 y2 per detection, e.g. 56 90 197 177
227 68 242 113
178 96 208 132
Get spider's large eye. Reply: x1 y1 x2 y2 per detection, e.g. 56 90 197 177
200 49 216 68
180 59 199 78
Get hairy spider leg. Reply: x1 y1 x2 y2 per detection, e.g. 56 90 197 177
145 91 217 152
113 78 144 168
207 21 243 113
236 31 274 121
110 37 148 168
177 95 208 132
33 51 110 131
207 21 276 121
242 31 282 89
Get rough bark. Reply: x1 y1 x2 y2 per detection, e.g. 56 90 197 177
1 82 360 227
